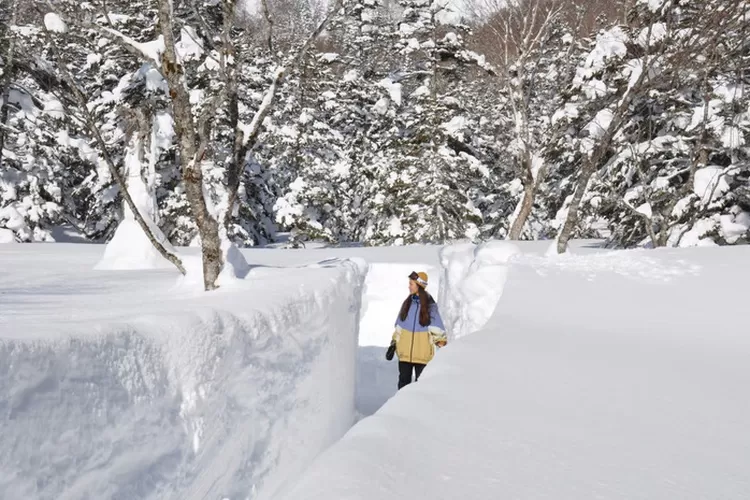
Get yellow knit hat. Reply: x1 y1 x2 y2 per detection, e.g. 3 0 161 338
409 271 429 288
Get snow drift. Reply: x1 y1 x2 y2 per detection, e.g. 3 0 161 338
0 245 365 500
275 245 750 500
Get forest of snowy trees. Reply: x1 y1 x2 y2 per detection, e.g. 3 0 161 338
1 0 749 287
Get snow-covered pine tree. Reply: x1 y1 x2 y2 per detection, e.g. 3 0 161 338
270 0 395 246
554 0 750 249
359 0 492 245
0 4 90 243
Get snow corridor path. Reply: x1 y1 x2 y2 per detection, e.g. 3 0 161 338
353 262 441 419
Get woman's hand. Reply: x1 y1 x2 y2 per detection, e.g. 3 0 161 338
385 341 396 360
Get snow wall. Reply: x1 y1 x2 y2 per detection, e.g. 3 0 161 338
438 241 520 339
0 256 366 500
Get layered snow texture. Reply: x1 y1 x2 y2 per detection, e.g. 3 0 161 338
438 241 520 339
0 244 365 500
276 244 750 500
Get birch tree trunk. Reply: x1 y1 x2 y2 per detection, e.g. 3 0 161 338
0 0 19 170
508 156 537 239
156 0 222 290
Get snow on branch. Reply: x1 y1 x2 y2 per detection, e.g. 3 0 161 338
98 26 164 68
240 0 344 148
43 13 67 33
37 12 186 275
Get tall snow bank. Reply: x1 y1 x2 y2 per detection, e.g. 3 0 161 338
276 246 750 500
0 246 365 500
438 241 520 339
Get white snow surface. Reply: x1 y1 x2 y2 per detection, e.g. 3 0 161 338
1 245 366 499
3 241 749 500
43 12 67 33
438 241 519 340
277 244 750 500
0 228 15 243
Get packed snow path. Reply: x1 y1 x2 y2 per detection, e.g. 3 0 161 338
354 262 441 417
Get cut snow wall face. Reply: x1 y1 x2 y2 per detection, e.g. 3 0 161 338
0 259 365 500
438 241 521 339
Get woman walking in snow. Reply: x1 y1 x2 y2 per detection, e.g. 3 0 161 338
385 271 448 389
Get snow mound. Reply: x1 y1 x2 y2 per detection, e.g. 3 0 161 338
0 246 365 500
94 218 175 270
438 241 520 339
0 228 15 243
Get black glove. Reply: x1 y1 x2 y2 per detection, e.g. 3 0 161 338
385 342 396 361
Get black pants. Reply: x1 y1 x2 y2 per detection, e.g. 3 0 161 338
398 362 426 389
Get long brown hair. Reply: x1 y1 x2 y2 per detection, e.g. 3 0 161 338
399 286 433 327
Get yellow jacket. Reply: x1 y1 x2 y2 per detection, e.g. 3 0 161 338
392 295 447 364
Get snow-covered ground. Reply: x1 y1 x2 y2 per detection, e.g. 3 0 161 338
2 241 748 499
276 244 750 500
0 244 368 499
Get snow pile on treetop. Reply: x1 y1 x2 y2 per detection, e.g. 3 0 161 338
0 244 365 500
275 245 750 500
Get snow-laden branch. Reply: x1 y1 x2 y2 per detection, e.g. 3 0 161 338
37 9 186 275
241 69 282 148
0 122 21 134
240 0 344 149
98 26 164 67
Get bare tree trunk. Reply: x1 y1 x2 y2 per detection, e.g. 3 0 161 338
508 156 536 239
224 0 246 230
0 0 19 170
156 0 222 290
